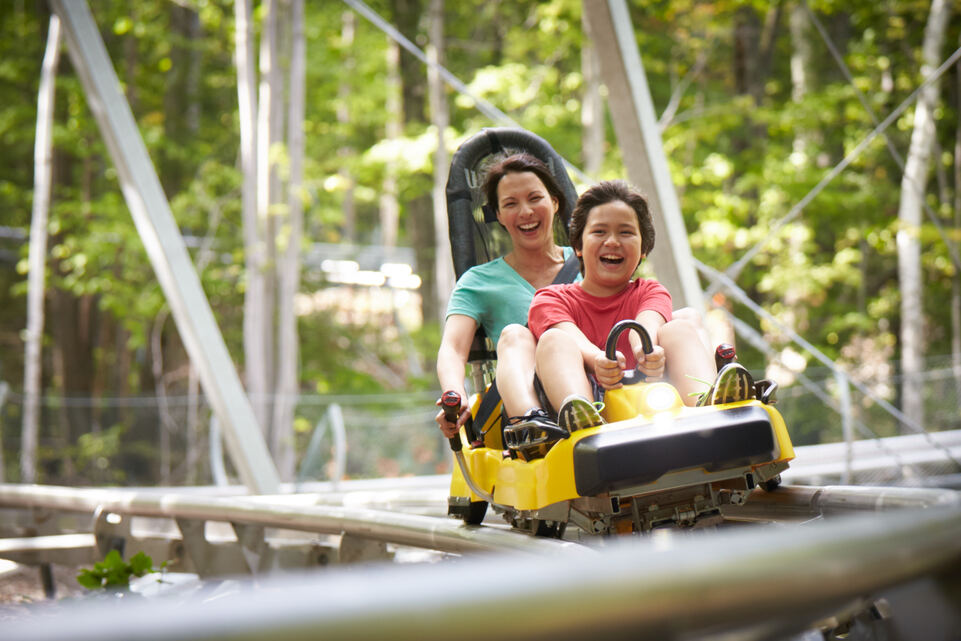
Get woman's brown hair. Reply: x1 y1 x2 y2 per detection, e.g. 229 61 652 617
482 152 567 217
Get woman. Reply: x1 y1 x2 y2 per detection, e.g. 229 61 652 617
435 152 575 437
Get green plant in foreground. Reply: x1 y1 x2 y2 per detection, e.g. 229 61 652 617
76 550 161 589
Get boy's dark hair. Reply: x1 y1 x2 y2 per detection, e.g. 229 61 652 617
569 180 655 274
482 152 568 217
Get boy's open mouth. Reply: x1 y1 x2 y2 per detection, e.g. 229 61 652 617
600 254 624 264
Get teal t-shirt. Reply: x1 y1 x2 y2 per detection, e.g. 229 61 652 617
445 246 577 347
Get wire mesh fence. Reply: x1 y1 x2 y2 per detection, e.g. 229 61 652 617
0 390 451 487
0 358 958 488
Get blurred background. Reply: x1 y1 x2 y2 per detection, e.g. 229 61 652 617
0 0 959 488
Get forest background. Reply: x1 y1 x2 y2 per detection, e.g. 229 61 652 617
0 0 959 487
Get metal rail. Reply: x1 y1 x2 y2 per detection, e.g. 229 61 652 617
725 483 961 522
782 429 961 486
0 484 574 557
3 498 961 640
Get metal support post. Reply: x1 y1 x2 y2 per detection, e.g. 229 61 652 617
49 0 280 494
582 0 703 309
836 371 854 485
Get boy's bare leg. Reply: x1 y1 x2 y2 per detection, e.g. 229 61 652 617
495 324 541 419
534 328 594 412
672 307 714 355
658 318 716 406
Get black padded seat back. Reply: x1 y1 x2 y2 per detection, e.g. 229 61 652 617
445 127 578 281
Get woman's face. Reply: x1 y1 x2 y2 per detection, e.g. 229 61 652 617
495 171 558 252
578 199 644 296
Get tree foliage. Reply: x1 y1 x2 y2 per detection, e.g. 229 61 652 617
0 0 959 481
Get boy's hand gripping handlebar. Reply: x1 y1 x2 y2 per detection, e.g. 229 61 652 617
604 319 654 386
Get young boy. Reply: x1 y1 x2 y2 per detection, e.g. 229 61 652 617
528 180 754 432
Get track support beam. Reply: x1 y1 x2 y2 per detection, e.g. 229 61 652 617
582 0 703 309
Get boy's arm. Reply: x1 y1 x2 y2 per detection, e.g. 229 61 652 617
631 309 667 379
631 309 666 350
551 321 623 381
552 321 602 363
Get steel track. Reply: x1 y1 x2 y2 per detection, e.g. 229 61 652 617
0 482 958 640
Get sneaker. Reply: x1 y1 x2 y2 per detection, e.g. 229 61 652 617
557 394 606 433
704 362 756 406
503 409 567 460
755 378 778 404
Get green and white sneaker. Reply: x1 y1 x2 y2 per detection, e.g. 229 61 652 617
557 394 605 433
698 362 756 406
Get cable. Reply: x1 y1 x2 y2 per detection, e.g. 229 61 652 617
697 258 961 469
802 0 961 274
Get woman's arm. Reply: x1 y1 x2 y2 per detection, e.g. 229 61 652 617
435 314 479 436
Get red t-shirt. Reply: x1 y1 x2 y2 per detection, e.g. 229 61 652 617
528 279 673 369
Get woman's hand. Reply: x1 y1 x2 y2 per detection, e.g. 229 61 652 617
435 394 469 438
594 350 625 390
636 344 665 380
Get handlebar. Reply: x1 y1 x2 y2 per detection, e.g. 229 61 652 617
604 320 654 386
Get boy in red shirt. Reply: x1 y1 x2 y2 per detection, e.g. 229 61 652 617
528 180 754 432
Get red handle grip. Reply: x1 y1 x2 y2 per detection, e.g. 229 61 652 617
441 390 463 452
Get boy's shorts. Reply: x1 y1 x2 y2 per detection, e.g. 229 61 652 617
533 373 604 419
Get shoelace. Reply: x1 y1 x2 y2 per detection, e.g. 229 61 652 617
507 409 550 425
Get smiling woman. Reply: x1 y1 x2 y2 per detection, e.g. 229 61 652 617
435 153 575 440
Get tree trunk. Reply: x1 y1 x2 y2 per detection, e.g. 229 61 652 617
581 10 604 178
272 0 305 481
21 14 61 484
338 10 357 243
428 0 452 324
163 3 201 193
391 0 437 323
0 382 8 481
151 310 175 484
257 0 283 443
953 31 961 415
49 289 96 482
185 363 202 485
380 40 402 249
896 0 952 432
789 2 813 163
236 0 270 439
392 0 426 123
733 6 761 102
732 4 780 157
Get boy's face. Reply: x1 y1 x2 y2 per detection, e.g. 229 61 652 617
577 200 644 296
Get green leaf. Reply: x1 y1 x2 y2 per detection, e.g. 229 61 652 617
76 569 103 589
129 551 155 576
